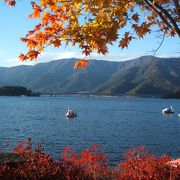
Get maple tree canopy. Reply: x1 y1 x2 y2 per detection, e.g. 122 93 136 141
4 0 180 68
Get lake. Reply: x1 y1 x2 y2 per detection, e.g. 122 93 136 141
0 96 180 166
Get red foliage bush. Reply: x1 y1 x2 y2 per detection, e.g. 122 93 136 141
59 144 112 179
115 146 180 180
0 139 180 179
0 138 61 179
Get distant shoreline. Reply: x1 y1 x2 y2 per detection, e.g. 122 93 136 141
40 93 164 99
0 86 41 97
0 87 179 99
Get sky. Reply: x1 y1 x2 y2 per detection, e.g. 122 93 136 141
0 1 179 67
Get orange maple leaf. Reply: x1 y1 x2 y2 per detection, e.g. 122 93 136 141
18 54 28 61
27 39 38 49
27 50 40 60
29 3 42 19
27 30 36 36
132 13 139 22
82 46 92 56
21 37 28 42
52 39 61 47
119 32 132 49
7 0 16 7
132 23 151 38
74 59 89 69
170 31 175 37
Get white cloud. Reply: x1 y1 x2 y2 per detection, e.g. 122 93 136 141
0 57 31 67
37 51 143 63
0 51 84 67
37 51 84 62
0 48 146 67
0 50 179 68
87 52 141 61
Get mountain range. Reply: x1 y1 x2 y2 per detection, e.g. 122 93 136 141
0 56 179 97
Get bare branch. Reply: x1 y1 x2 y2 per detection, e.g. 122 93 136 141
152 30 166 56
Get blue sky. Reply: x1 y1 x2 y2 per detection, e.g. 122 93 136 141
0 1 179 67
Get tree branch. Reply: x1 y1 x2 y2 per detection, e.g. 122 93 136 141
153 30 166 56
153 1 180 37
144 0 180 37
172 0 180 17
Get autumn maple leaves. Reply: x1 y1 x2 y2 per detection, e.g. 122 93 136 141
4 0 179 68
74 59 89 69
4 0 16 6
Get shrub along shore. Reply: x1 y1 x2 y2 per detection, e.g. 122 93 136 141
0 139 180 179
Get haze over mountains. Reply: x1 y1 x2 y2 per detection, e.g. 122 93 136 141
0 56 179 96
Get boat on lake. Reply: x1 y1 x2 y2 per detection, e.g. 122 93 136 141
162 106 175 114
65 107 77 118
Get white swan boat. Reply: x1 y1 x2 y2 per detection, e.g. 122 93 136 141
65 107 77 118
65 111 77 118
162 106 175 114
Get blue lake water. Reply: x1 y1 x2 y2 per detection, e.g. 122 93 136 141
0 96 180 166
